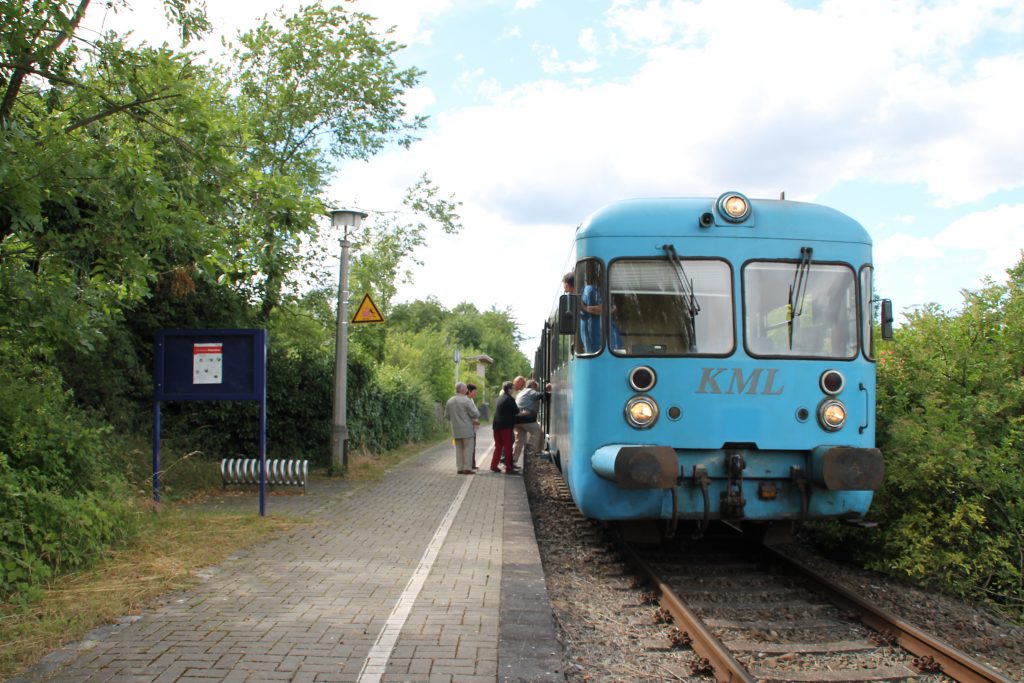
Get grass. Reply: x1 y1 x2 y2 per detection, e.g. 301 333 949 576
344 437 445 481
0 437 445 680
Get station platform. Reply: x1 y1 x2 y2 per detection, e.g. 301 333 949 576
12 440 564 683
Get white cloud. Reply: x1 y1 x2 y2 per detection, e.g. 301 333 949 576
403 86 437 119
578 27 599 56
870 205 1024 317
535 39 600 75
529 28 599 75
874 234 945 266
332 0 1024 318
82 0 1024 347
535 45 562 74
351 0 455 45
868 205 1019 282
453 68 503 100
936 204 1024 279
595 0 1024 207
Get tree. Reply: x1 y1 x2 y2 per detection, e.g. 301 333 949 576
1 0 209 126
0 0 468 596
385 328 456 404
0 1 221 586
225 2 427 321
389 297 448 333
437 302 531 393
345 175 462 361
1 2 239 351
347 176 463 310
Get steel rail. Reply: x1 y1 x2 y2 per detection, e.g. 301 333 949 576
613 536 756 683
763 545 1015 683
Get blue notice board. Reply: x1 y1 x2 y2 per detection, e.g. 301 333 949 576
154 329 266 401
152 329 268 514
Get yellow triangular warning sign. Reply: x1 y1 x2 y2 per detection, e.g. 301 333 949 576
351 294 384 324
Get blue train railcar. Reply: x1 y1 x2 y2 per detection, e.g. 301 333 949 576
536 192 893 532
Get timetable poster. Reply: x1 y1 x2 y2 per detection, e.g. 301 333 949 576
192 343 223 384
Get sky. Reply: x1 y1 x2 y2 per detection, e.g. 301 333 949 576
83 0 1024 355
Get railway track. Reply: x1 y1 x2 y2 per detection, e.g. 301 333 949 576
621 534 1016 682
527 454 1017 683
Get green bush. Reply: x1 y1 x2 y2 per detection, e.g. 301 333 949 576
0 342 137 598
813 257 1024 616
266 345 333 462
348 358 440 454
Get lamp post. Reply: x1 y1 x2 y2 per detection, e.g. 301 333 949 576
329 208 368 473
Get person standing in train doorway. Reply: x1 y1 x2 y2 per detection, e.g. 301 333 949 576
512 379 544 468
564 268 622 353
466 383 479 469
444 382 480 474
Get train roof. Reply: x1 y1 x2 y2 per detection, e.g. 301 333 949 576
577 196 872 245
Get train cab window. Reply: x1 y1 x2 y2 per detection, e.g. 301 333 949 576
608 259 733 356
743 261 858 359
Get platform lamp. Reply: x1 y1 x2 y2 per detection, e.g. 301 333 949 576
329 207 368 473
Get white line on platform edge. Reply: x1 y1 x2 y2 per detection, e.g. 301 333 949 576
356 475 474 683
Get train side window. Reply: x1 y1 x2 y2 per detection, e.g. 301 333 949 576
574 259 607 356
860 266 875 360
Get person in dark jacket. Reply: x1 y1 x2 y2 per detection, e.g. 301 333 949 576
490 381 518 473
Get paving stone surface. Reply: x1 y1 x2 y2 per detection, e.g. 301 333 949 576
10 441 562 683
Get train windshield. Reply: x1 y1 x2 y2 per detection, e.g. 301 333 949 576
744 261 858 359
608 259 733 356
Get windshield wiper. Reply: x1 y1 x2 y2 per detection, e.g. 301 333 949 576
659 244 701 318
788 246 813 349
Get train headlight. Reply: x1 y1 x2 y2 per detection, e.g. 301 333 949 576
819 369 845 395
625 396 659 429
716 191 751 222
818 399 847 431
628 366 657 392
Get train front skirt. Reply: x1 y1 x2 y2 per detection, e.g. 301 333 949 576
584 444 884 522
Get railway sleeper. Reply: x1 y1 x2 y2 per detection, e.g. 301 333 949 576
727 638 879 653
746 663 919 682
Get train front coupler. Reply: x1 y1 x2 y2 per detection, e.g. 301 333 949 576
719 450 747 519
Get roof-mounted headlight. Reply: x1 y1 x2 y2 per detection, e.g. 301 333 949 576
625 396 659 429
716 191 751 223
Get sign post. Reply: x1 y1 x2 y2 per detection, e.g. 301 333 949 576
153 329 268 514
